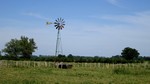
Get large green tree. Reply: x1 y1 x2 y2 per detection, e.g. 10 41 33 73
121 47 140 60
2 36 37 59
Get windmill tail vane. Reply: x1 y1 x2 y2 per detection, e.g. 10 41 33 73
46 22 53 25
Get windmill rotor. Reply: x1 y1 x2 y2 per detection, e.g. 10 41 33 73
54 18 65 30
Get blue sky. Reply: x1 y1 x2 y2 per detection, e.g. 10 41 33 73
0 0 150 56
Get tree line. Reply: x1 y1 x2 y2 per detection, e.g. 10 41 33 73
30 54 146 63
0 54 148 63
0 36 150 63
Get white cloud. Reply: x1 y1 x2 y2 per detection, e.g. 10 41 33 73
93 11 150 28
106 0 120 6
85 11 150 56
23 12 49 21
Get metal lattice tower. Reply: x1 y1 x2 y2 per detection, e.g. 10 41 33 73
55 27 63 56
46 18 65 56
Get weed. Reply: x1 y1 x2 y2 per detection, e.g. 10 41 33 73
113 68 131 74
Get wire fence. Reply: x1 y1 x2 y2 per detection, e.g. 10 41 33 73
0 60 149 69
0 60 55 68
72 62 150 69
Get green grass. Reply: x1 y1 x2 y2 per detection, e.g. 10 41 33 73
0 60 150 84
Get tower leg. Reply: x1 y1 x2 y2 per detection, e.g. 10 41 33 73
55 29 63 56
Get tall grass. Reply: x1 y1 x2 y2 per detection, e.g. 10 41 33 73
0 60 150 84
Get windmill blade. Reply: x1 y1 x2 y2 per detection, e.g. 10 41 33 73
62 26 64 28
54 25 58 27
61 19 64 22
54 22 57 24
55 20 58 22
60 18 62 21
58 18 60 21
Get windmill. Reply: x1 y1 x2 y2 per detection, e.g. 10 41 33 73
47 18 65 56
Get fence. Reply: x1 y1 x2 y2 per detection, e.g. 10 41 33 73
0 60 55 68
72 62 150 69
0 60 149 69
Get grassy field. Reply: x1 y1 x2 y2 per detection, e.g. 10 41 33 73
0 60 150 84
